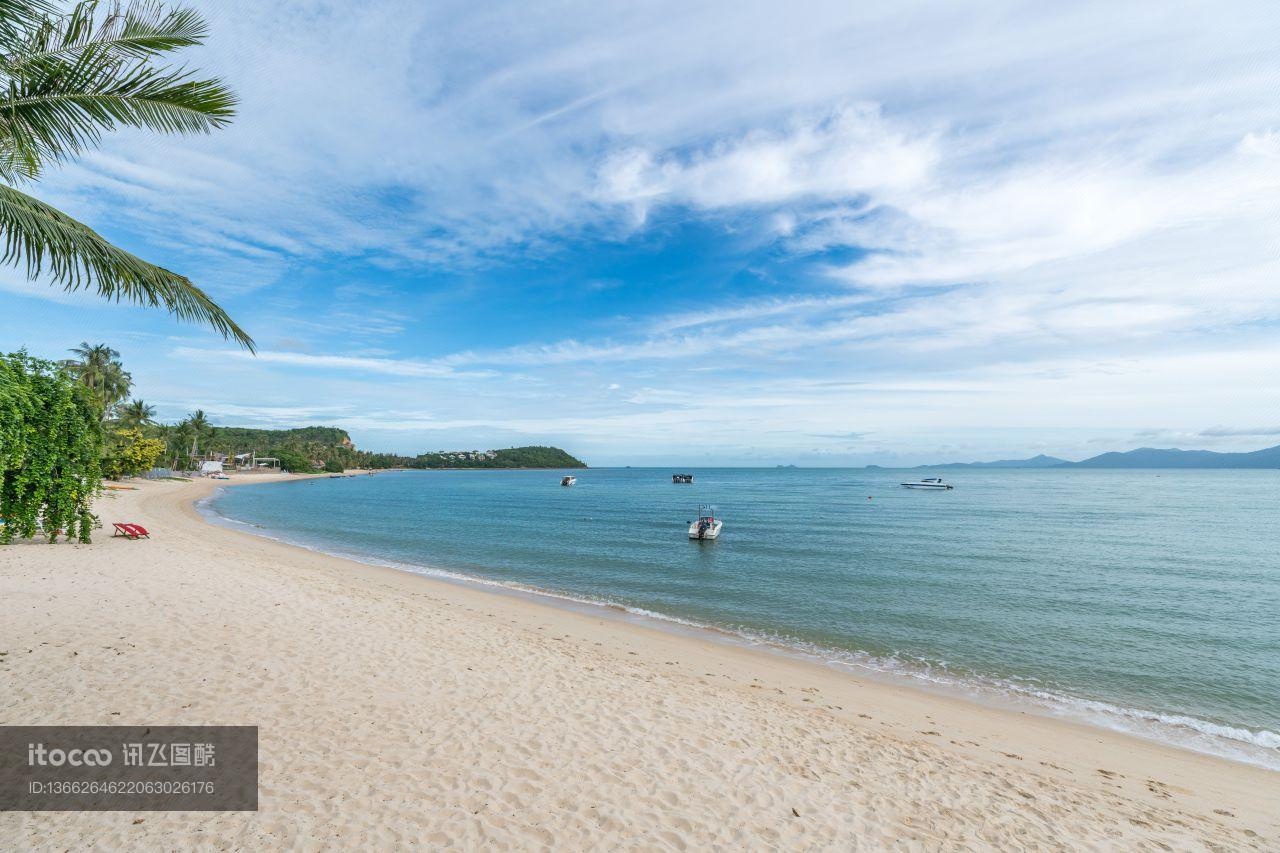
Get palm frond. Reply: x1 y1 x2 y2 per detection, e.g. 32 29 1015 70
3 1 208 69
0 0 57 46
0 182 254 349
0 2 233 179
0 55 234 179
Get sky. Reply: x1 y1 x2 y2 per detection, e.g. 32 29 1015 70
3 0 1280 466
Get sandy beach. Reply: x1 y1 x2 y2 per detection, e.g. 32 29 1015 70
2 473 1277 850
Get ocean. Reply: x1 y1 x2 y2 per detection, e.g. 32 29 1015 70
204 467 1280 769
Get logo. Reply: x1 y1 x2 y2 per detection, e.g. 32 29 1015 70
27 743 113 767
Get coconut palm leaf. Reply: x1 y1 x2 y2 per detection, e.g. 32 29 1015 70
117 396 154 427
0 182 253 348
60 339 130 413
0 2 235 180
4 0 207 68
0 1 55 43
0 1 250 348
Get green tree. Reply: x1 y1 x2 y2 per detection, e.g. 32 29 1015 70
183 407 212 455
116 397 154 428
273 447 312 474
61 340 130 414
164 417 193 468
0 350 102 542
0 0 252 348
102 425 163 478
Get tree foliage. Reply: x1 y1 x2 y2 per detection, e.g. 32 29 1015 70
0 349 102 542
272 447 313 474
60 339 129 414
101 424 162 479
115 396 153 428
0 0 252 348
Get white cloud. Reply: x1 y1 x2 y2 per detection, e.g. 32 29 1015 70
830 136 1280 292
172 347 495 379
595 105 938 219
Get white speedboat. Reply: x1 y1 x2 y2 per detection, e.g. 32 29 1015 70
688 505 723 540
901 477 953 490
561 476 577 486
672 473 694 483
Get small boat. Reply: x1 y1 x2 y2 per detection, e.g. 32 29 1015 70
688 505 723 540
672 473 694 483
561 476 577 486
901 477 953 490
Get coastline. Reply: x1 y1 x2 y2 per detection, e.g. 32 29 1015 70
2 474 1277 848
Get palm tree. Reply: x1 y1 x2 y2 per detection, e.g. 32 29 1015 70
117 397 154 428
62 340 130 412
0 1 252 349
165 417 192 468
183 407 212 456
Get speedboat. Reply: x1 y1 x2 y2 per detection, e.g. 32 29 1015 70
901 477 953 490
561 476 577 486
688 505 723 540
672 473 694 483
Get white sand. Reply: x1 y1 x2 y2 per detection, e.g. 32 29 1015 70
1 473 1277 850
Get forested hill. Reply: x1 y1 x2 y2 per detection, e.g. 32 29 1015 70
158 421 586 472
205 426 354 453
403 446 587 469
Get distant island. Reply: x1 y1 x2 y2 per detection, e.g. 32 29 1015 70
891 444 1280 470
406 446 587 470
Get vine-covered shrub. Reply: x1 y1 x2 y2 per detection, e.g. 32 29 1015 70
0 352 104 543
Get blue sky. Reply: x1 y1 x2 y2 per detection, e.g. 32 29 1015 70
4 0 1280 465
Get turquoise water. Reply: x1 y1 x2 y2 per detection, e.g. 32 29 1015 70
207 468 1280 768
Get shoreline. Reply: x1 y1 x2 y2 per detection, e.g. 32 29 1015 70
2 473 1277 847
200 474 1280 774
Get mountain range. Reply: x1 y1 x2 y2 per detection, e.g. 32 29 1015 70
905 444 1280 469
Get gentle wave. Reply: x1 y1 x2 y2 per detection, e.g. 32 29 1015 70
198 491 1280 771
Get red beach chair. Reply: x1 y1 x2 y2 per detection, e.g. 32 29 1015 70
112 523 150 539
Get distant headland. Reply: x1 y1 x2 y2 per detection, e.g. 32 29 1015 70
178 425 586 471
867 443 1280 470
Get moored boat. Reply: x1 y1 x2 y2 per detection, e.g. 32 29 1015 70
672 473 694 483
688 505 723 540
901 477 953 490
561 475 577 486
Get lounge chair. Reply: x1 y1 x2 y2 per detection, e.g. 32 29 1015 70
112 523 150 540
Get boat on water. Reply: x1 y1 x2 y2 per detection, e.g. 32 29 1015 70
901 477 953 490
561 475 577 486
672 473 694 483
688 505 723 540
